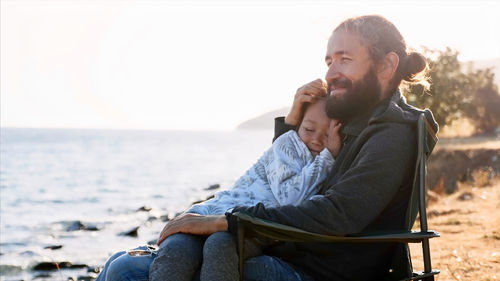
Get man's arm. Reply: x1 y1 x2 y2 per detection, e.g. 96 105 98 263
273 117 296 142
228 123 417 236
157 213 227 245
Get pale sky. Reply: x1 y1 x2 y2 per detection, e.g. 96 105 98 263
2 0 500 131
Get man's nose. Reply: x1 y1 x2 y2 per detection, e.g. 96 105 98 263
325 63 341 84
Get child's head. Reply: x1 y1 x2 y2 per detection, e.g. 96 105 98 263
297 98 332 157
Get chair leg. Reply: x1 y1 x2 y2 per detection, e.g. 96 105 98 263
421 239 433 274
238 224 245 281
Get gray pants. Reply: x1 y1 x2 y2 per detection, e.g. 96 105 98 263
149 232 242 281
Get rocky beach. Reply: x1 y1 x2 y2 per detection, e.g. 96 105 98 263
1 128 499 281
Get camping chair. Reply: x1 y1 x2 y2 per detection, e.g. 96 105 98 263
233 113 440 281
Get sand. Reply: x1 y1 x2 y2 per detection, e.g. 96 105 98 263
409 178 500 280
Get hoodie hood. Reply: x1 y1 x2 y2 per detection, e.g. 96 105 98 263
370 90 439 135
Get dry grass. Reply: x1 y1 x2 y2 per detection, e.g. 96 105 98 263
410 178 500 280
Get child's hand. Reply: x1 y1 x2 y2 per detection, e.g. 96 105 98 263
327 120 343 158
285 79 327 126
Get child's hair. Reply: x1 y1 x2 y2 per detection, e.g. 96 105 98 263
297 97 328 129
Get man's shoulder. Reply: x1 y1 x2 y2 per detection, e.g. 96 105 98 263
370 91 438 134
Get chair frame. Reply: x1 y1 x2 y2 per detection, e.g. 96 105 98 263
234 113 440 281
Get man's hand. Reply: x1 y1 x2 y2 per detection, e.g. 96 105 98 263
285 79 328 126
157 213 228 246
327 120 343 158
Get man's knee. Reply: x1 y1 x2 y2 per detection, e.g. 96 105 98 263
203 231 236 258
157 233 203 261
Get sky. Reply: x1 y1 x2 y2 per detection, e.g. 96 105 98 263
2 0 500 131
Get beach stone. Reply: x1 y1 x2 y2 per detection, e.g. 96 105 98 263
205 184 220 190
119 226 139 237
160 215 170 222
66 221 85 231
87 266 101 274
136 206 152 212
191 194 215 205
33 261 72 270
34 273 52 279
458 192 473 201
44 245 63 250
147 216 157 222
64 221 99 231
69 264 88 269
84 224 99 231
77 276 95 281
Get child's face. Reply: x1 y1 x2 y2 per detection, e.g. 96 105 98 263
297 100 331 157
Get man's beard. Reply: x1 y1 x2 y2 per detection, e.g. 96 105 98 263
325 67 382 123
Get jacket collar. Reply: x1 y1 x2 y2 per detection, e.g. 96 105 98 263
341 90 403 137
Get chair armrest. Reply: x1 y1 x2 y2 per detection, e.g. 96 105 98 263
234 212 439 244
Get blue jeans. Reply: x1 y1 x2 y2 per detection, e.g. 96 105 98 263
243 255 315 281
96 233 313 281
95 245 156 281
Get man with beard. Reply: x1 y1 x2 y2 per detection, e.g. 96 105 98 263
111 15 439 281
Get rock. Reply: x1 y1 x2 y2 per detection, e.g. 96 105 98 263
458 192 473 201
205 184 220 190
160 215 170 222
34 273 52 278
191 194 215 205
77 276 96 281
147 216 157 222
119 226 139 237
33 261 72 270
84 224 99 231
136 206 152 212
64 221 99 231
44 245 63 250
69 264 88 269
87 266 101 274
66 221 85 231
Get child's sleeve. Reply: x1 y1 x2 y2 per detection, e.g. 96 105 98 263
267 131 335 206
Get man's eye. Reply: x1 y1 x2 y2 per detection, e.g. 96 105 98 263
305 128 314 132
341 57 351 63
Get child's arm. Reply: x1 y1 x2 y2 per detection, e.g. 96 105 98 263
267 131 336 206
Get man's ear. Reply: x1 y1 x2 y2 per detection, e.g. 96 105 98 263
377 52 399 81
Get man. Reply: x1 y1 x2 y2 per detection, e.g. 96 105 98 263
157 15 438 281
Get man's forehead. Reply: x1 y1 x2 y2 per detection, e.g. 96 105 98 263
326 30 365 56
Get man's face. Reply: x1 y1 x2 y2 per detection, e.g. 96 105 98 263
324 30 382 122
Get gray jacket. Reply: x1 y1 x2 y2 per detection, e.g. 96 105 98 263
227 91 438 281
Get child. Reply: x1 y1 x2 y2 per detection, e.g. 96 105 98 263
94 98 342 281
149 98 342 281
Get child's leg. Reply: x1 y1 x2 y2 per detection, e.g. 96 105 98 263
96 246 154 281
149 233 205 281
200 231 239 281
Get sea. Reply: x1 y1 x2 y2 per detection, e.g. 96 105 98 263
0 127 272 280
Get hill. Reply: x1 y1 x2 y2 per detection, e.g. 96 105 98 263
237 107 289 130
